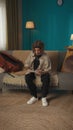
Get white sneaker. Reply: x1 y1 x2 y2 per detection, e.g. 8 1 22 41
27 96 38 105
42 97 48 107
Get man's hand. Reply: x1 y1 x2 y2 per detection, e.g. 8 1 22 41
35 69 42 75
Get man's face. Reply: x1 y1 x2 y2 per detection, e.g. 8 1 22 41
34 48 42 56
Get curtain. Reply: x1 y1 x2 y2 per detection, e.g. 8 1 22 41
6 0 22 50
0 0 7 50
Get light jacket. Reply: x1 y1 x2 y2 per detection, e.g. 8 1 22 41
24 51 51 74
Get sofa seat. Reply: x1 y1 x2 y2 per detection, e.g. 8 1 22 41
3 72 58 88
58 72 73 90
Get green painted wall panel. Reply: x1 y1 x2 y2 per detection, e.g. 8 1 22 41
22 0 73 50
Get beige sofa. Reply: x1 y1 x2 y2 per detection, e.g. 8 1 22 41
1 50 73 92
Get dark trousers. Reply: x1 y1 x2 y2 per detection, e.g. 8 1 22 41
25 72 50 98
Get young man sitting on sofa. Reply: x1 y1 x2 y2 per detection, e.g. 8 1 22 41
25 40 51 107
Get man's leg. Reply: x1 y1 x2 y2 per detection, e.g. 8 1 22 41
41 73 50 106
25 72 38 104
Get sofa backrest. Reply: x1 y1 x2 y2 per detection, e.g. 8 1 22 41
57 51 66 71
46 51 66 72
12 50 59 72
12 50 31 65
2 50 66 72
45 51 59 72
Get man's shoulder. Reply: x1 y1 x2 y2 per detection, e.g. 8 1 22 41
28 51 34 56
42 52 50 60
42 52 48 57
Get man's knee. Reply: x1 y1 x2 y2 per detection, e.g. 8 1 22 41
25 72 35 83
41 73 50 82
25 74 30 83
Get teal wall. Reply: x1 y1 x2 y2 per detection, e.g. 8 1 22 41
22 0 73 50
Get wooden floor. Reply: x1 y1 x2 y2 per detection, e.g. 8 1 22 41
0 90 73 130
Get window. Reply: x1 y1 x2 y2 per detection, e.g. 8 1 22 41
0 0 7 50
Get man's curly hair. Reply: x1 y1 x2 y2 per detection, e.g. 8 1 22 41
32 40 44 52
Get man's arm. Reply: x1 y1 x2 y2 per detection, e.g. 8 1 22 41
35 55 51 75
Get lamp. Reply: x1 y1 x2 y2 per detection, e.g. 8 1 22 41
25 21 35 29
25 21 35 49
70 34 73 45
